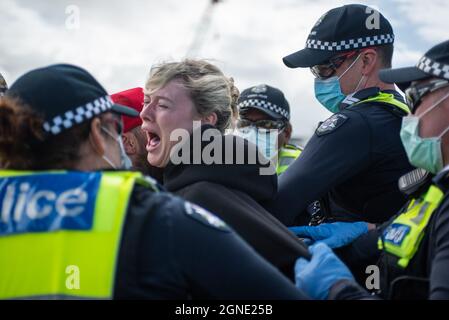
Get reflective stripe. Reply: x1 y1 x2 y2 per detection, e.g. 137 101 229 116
276 145 302 175
0 170 147 299
378 185 443 268
352 92 410 114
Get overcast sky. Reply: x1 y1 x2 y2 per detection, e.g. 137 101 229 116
1 0 448 141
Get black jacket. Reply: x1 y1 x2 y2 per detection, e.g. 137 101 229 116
163 125 309 278
115 183 306 299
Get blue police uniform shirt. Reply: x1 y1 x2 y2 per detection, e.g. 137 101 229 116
268 87 414 226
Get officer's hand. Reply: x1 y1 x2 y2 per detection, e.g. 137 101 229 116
289 221 368 248
295 243 354 300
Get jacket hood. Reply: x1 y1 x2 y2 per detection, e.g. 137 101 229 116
163 124 277 202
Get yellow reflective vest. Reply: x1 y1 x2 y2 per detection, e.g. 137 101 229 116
276 144 302 175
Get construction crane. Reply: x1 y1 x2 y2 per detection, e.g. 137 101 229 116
186 0 223 57
0 72 7 96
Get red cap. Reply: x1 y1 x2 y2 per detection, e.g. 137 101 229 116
111 87 144 133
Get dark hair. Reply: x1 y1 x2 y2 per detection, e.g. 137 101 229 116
0 96 93 170
376 44 394 68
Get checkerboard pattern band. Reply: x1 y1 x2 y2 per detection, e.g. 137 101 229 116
306 33 394 51
238 99 289 119
417 56 449 81
43 95 113 135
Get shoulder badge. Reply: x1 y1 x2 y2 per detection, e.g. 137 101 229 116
184 202 230 232
315 113 349 136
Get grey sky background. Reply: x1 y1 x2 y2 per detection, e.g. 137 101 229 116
1 0 448 142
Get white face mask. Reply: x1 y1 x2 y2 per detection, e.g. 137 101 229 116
234 126 279 161
101 126 132 170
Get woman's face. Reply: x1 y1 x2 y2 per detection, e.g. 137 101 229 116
141 79 199 168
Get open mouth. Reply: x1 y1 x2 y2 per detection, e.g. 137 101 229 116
146 131 161 152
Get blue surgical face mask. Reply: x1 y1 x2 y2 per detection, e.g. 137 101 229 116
400 91 449 174
101 126 133 170
314 53 363 113
234 126 279 161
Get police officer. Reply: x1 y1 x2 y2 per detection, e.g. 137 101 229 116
293 40 449 300
0 64 309 299
111 87 164 181
268 4 414 226
235 84 302 175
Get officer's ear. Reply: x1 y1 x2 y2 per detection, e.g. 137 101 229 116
360 48 378 76
89 117 107 156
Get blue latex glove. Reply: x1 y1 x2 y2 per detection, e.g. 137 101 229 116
289 221 369 248
295 242 354 300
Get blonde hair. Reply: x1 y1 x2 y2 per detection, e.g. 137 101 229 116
145 59 239 132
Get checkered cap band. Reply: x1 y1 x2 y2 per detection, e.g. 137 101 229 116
416 56 449 81
238 98 289 119
306 33 394 51
43 95 113 135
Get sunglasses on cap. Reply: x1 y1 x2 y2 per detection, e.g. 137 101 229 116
101 116 124 136
405 79 449 114
237 118 286 130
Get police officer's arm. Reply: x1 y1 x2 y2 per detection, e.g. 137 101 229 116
137 195 307 299
429 199 449 299
268 112 371 225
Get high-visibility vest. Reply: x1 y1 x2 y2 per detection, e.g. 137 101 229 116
378 185 444 268
350 91 410 114
0 170 158 299
276 144 302 175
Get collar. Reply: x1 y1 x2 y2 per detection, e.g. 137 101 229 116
339 87 405 110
